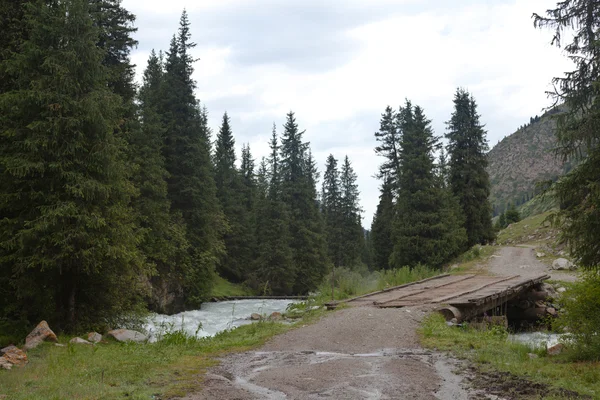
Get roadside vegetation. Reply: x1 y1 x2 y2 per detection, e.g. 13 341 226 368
420 314 598 399
0 307 326 400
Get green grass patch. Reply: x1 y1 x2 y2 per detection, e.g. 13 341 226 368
447 245 496 275
420 313 599 398
0 309 326 399
210 275 255 298
311 265 440 304
496 211 556 246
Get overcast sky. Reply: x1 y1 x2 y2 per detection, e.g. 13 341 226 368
123 0 572 227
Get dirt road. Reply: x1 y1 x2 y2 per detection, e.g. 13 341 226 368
486 246 577 282
184 245 576 399
185 308 474 399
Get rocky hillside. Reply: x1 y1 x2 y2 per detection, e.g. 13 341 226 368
487 107 575 214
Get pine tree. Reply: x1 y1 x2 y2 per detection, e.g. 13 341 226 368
322 154 342 266
371 177 395 269
254 128 295 294
160 11 224 305
339 156 364 267
280 112 328 293
374 106 402 188
0 0 145 328
390 102 466 269
446 88 494 247
134 50 191 313
534 2 600 269
214 113 253 282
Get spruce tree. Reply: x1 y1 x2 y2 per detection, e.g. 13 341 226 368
160 11 225 305
134 50 191 313
374 106 402 188
339 156 364 267
446 88 494 247
254 128 295 294
280 112 328 293
214 113 252 282
390 102 466 269
534 2 600 269
0 0 145 328
322 154 343 266
371 177 395 269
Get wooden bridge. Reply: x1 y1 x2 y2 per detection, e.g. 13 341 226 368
326 273 550 322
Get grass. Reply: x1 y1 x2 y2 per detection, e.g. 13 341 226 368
447 245 496 275
0 308 326 399
311 264 440 304
210 274 255 298
420 313 599 399
496 211 556 246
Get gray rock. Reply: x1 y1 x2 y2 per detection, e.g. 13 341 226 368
557 287 567 293
0 356 12 370
106 329 147 343
250 313 262 321
548 343 564 356
552 258 574 271
87 332 102 343
528 353 539 359
268 312 283 321
0 345 17 356
540 283 558 298
69 337 93 345
536 252 545 258
23 320 58 351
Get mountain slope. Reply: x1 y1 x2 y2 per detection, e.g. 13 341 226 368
487 108 574 214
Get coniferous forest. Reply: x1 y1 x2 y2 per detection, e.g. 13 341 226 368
0 1 495 332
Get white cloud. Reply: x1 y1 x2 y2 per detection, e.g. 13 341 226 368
123 0 573 226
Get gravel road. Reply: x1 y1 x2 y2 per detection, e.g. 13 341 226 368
184 306 474 400
487 246 578 282
183 245 576 399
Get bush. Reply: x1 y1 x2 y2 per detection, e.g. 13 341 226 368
555 272 600 360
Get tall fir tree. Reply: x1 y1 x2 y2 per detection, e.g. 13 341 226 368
280 112 328 293
534 2 600 269
374 106 402 188
214 113 253 282
390 102 466 269
446 88 494 247
160 11 225 305
322 154 343 267
0 0 145 328
254 127 295 294
371 177 395 269
339 156 364 267
134 50 191 313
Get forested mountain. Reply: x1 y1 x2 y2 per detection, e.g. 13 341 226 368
487 107 576 215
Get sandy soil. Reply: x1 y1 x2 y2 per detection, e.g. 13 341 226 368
485 246 578 282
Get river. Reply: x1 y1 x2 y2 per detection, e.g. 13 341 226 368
145 299 298 341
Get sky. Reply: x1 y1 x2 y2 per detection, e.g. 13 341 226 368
123 0 573 227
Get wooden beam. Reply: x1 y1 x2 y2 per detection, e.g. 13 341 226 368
374 274 476 306
431 275 520 304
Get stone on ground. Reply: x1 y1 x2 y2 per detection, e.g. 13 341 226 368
0 357 12 370
23 320 58 351
552 258 574 271
250 313 262 321
547 343 564 356
69 337 93 345
0 347 27 367
268 312 283 321
106 329 147 343
87 332 102 343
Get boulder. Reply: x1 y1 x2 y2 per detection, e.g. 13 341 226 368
268 312 283 321
0 357 12 370
552 258 574 271
23 321 58 351
528 353 539 359
250 313 262 321
536 252 546 258
557 287 567 293
546 307 557 316
540 283 558 299
547 343 565 356
69 337 93 345
87 332 102 343
0 345 17 355
106 329 147 343
1 347 27 367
